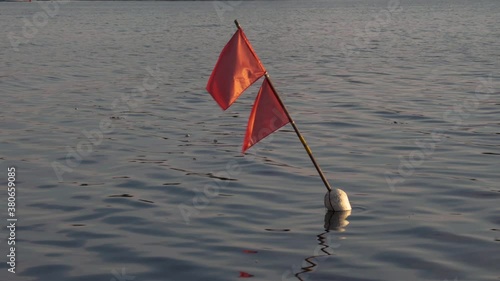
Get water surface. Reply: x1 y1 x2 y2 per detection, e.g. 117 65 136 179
0 1 499 280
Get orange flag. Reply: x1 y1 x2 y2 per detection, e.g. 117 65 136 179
242 77 290 152
206 28 266 110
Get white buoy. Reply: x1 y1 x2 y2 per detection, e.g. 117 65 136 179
324 189 351 211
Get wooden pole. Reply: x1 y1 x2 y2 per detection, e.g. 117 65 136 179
234 20 333 192
264 74 333 192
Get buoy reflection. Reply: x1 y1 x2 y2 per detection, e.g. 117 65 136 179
294 211 351 281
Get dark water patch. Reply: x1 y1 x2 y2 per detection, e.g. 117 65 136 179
352 206 369 212
55 273 116 281
146 172 174 180
130 183 187 194
139 199 154 204
263 159 294 168
313 273 384 281
37 184 59 189
102 215 148 225
487 215 500 225
132 257 229 281
86 243 143 262
33 239 86 248
437 189 500 200
29 203 83 212
348 79 371 84
482 152 500 155
354 193 371 196
323 120 366 128
21 264 72 279
64 207 127 222
103 197 156 208
204 172 238 181
172 167 238 181
45 253 64 257
58 229 121 240
116 179 148 188
131 158 168 164
79 182 104 186
333 103 362 109
80 159 99 165
219 193 234 197
109 194 134 198
17 223 46 232
392 120 408 124
71 195 92 200
121 226 174 237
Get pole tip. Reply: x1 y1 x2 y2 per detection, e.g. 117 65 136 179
234 19 240 29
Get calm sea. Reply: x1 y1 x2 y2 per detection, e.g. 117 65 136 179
0 1 499 280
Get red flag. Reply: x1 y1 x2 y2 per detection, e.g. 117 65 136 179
206 28 266 110
242 77 290 152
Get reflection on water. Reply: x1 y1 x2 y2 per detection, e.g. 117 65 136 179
324 210 351 232
295 211 352 281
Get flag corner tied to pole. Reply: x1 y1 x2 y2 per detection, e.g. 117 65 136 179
206 28 266 110
242 77 290 153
